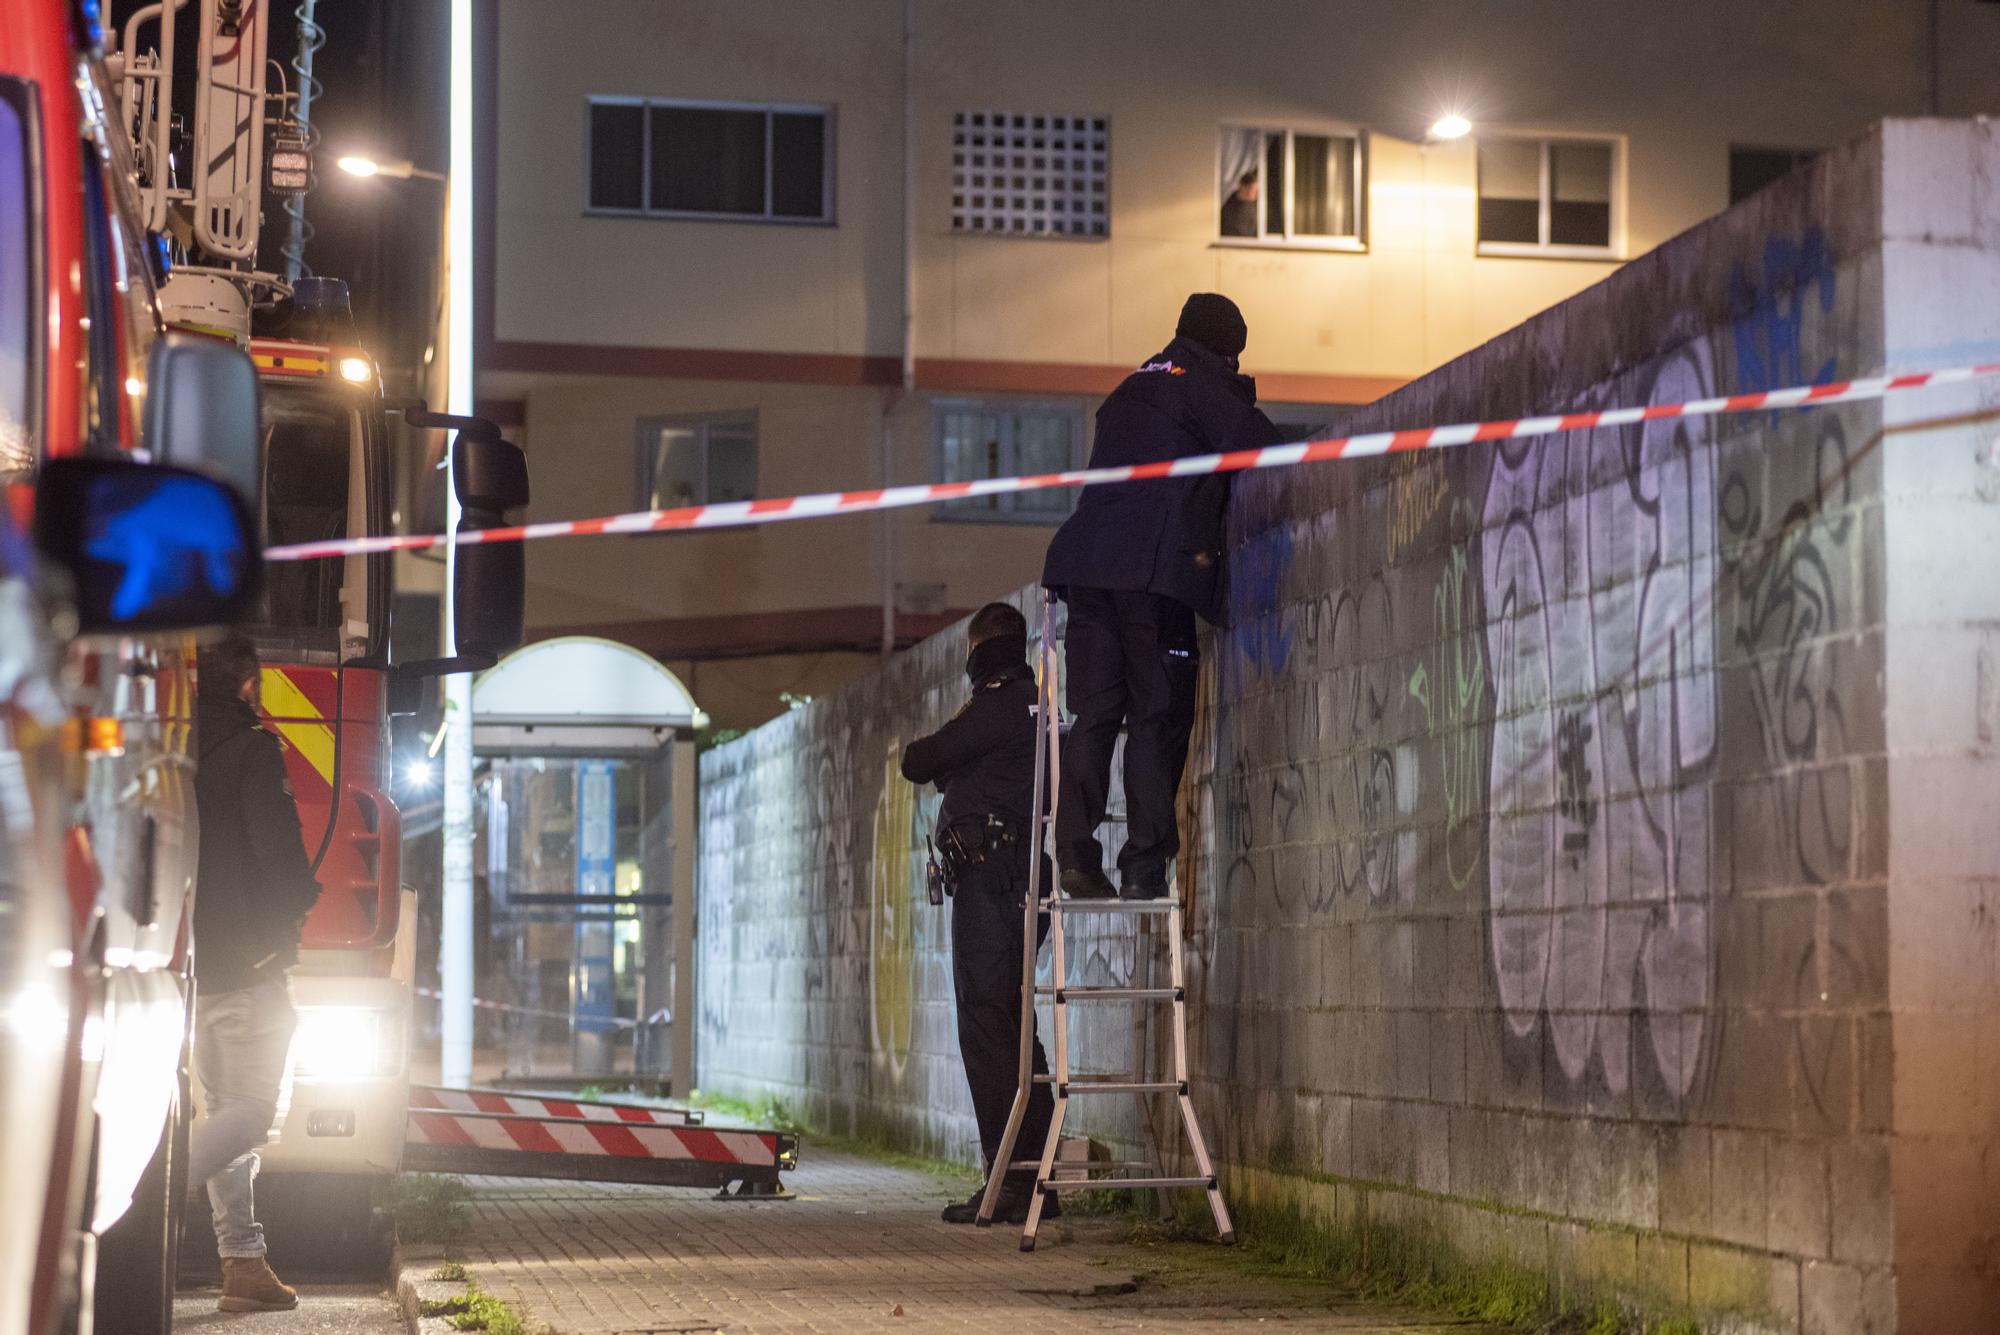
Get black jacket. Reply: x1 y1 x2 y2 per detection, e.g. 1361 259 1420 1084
1042 336 1281 625
900 633 1037 831
194 693 324 992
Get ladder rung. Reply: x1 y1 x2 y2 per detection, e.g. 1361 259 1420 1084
1036 1079 1184 1095
1006 1159 1155 1172
1040 897 1180 913
1040 1176 1215 1192
1036 986 1180 1001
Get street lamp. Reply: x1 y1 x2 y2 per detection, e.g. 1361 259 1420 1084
1428 114 1472 142
337 153 448 183
336 119 470 1088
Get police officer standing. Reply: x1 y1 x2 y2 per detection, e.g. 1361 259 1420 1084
900 602 1058 1224
1042 293 1280 899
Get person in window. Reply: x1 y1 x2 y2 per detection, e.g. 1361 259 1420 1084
899 602 1056 1225
190 634 324 1312
1220 171 1259 237
1042 293 1279 900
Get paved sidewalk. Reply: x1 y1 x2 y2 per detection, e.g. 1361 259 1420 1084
437 1148 1499 1333
174 1282 403 1334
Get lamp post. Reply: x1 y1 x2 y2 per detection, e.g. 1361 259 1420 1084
334 3 474 1088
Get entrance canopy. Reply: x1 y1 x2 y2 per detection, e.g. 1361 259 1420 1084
472 636 706 756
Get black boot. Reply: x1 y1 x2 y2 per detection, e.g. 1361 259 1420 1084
1120 866 1168 900
1060 866 1117 899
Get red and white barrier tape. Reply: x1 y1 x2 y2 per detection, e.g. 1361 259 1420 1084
405 1106 781 1165
410 1084 701 1127
265 363 2000 563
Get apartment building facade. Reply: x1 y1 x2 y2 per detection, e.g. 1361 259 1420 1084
474 0 2000 729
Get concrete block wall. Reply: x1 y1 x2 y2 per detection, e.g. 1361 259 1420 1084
697 120 2000 1332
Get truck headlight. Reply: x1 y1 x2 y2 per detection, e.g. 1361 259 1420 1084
291 1005 406 1081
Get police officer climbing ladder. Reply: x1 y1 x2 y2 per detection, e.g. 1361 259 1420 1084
978 293 1274 1245
1042 293 1281 899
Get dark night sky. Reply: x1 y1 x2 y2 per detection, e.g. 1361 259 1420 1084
111 0 451 389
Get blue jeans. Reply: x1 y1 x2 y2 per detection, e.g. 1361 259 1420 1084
191 978 297 1258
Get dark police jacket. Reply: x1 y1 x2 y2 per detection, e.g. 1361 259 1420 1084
1042 336 1281 626
194 692 324 992
900 633 1036 836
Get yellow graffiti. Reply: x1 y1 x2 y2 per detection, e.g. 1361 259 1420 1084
1387 453 1449 563
868 737 916 1076
258 668 335 785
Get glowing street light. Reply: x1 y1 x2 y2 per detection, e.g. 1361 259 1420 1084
1429 114 1473 142
337 154 448 182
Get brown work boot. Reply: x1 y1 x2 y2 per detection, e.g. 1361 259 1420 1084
218 1256 298 1312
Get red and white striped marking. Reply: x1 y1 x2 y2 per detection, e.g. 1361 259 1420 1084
406 1104 780 1166
410 1085 700 1127
265 362 2000 564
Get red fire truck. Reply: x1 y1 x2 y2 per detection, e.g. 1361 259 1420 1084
0 6 266 1335
107 0 528 1267
240 321 415 1258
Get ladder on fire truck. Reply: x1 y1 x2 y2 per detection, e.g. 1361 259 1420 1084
977 594 1233 1250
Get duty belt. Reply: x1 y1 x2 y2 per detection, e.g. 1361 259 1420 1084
928 814 1026 903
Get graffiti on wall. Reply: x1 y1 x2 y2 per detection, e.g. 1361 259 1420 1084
868 736 918 1078
697 778 738 1048
1482 340 1722 1101
1388 453 1450 564
1721 223 1855 888
1232 526 1297 678
1409 530 1488 895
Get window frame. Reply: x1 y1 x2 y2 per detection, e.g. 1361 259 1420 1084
584 96 835 225
929 398 1086 525
1474 132 1624 260
633 411 760 510
1213 122 1368 253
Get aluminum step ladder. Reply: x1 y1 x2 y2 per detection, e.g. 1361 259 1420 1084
977 593 1234 1251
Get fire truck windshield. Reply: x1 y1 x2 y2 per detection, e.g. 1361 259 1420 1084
251 380 388 663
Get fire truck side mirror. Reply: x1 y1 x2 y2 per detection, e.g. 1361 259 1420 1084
142 333 262 507
453 435 529 512
450 434 529 665
34 457 262 633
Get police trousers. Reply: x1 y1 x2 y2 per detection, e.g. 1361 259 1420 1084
1055 586 1199 882
951 850 1052 1180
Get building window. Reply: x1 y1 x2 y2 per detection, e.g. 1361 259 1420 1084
1218 126 1364 247
1476 136 1618 257
951 111 1108 238
1728 145 1818 205
586 97 831 223
636 413 758 509
933 401 1082 521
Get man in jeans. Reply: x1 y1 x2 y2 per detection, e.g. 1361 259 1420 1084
190 634 323 1311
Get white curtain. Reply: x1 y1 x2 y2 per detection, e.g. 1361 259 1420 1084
1218 127 1262 207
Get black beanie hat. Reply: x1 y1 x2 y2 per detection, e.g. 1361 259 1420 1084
1176 292 1247 360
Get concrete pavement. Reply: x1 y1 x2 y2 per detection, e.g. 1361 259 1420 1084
172 1282 404 1334
408 1146 1501 1333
